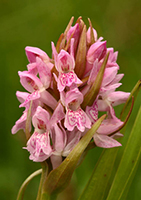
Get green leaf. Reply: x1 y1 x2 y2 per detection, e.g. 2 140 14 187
41 114 106 197
36 162 48 200
78 147 119 200
106 106 141 200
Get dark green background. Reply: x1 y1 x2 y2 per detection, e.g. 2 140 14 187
0 0 141 199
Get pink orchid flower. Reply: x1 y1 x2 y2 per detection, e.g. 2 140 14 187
11 91 41 134
18 67 57 110
85 40 107 75
25 106 52 162
52 40 82 92
61 88 91 132
25 103 65 162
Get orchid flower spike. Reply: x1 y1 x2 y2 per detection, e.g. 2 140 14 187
12 16 131 166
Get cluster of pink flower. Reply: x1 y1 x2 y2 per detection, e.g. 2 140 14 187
12 17 130 168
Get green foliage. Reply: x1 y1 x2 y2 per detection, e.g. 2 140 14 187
78 148 119 200
106 106 141 200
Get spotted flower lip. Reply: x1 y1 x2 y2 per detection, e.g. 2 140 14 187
12 16 131 164
25 132 52 162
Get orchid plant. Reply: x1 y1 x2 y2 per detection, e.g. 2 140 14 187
12 17 141 200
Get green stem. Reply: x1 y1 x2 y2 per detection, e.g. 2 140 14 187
36 161 49 200
40 193 57 200
39 160 57 200
17 169 42 200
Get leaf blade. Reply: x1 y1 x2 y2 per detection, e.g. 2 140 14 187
106 106 141 200
78 147 119 200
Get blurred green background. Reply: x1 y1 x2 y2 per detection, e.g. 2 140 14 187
0 0 141 199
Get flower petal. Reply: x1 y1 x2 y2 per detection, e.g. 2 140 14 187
18 71 43 93
16 91 29 103
52 123 66 153
94 133 122 148
11 111 29 134
108 91 130 106
36 57 52 89
25 46 49 63
87 41 107 64
97 115 123 135
32 106 50 130
86 101 98 123
49 103 65 127
19 91 40 108
102 66 118 87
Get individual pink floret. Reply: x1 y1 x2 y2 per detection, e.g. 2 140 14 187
52 40 82 91
25 106 52 162
18 70 57 110
26 132 52 162
62 88 91 132
11 91 41 134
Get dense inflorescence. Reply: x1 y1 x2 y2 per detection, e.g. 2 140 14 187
12 17 130 169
